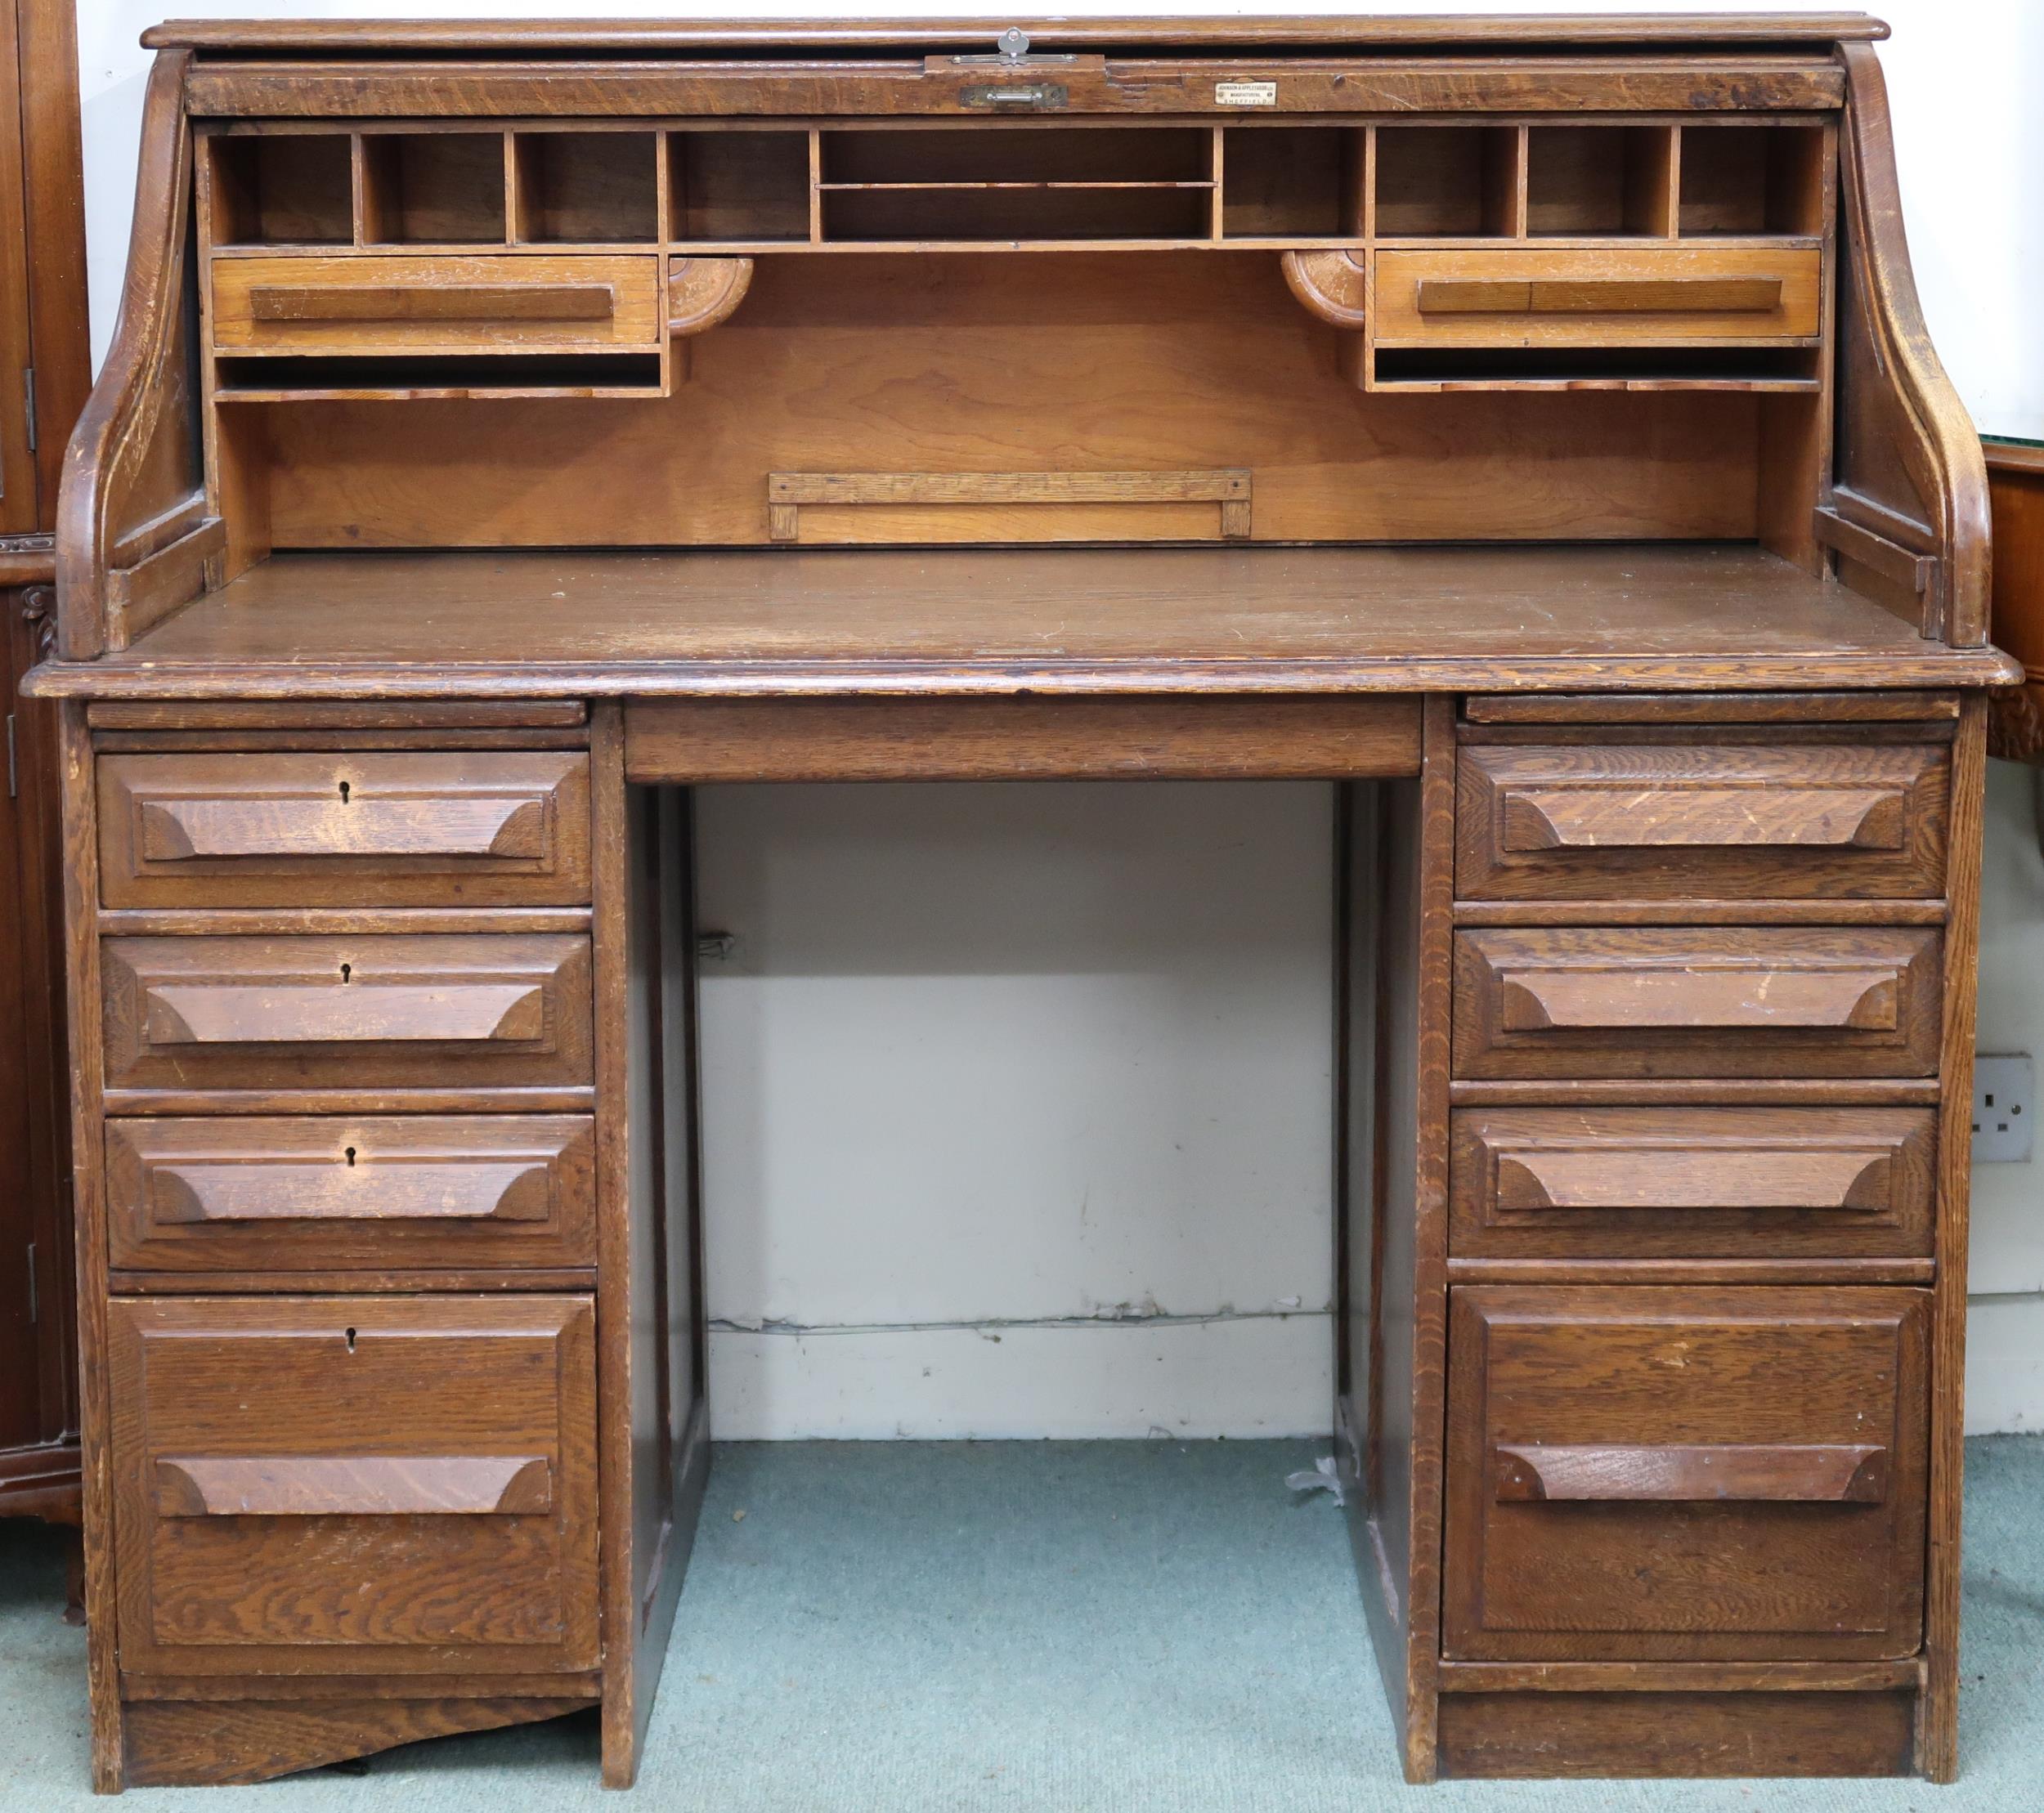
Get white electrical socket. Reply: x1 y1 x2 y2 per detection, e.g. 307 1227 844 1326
1972 1054 2034 1164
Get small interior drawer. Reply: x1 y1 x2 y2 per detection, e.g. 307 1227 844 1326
1452 926 1943 1080
101 934 594 1095
110 1294 598 1675
99 750 592 907
1376 246 1822 347
1449 1105 1936 1260
1457 741 1949 901
106 1114 596 1274
210 253 662 353
1444 1285 1929 1661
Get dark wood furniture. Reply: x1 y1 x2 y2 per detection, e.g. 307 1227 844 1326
0 0 92 1527
1984 437 2044 761
25 12 2019 1789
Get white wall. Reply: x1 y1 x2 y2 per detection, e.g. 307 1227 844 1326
73 2 2044 1435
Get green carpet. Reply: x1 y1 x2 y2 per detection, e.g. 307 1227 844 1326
2 1436 2040 1808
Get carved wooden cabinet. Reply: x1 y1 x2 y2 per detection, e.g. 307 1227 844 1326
21 11 2016 1793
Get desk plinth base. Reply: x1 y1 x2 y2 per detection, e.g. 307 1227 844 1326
1435 1689 1916 1779
122 1694 599 1788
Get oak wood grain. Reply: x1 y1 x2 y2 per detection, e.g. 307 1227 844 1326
101 933 594 1093
1457 739 1948 901
1920 693 1987 1779
1379 247 1822 347
105 1113 595 1273
212 253 661 354
1449 1105 1936 1260
98 750 591 907
1490 1442 1888 1504
109 1294 598 1678
626 695 1420 782
1452 925 1943 1080
123 1695 595 1787
1443 1285 1930 1662
1437 1689 1914 1779
24 546 2019 705
154 1454 553 1517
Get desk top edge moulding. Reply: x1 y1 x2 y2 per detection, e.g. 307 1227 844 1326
27 12 2016 1793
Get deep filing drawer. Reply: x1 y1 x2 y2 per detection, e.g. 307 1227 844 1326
1449 1106 1936 1260
98 751 592 907
1374 245 1822 347
1456 741 1949 901
101 935 593 1094
1443 1286 1929 1662
105 1115 597 1274
110 1295 598 1676
1451 926 1943 1080
209 253 662 355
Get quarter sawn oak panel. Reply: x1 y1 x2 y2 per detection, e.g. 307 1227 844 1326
1456 741 1949 900
1448 1106 1936 1259
98 750 591 906
1451 926 1943 1080
105 1114 596 1272
101 934 594 1093
1443 1285 1930 1661
110 1294 599 1676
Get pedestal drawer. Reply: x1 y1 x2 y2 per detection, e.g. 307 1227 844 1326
110 1295 598 1676
210 253 661 355
101 935 593 1094
106 1115 597 1274
1375 245 1822 347
1451 926 1943 1080
1443 1286 1929 1661
1449 1106 1936 1260
1456 741 1949 901
98 751 592 907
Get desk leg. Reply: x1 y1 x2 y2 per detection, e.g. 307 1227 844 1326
598 720 712 1787
1338 694 1455 1783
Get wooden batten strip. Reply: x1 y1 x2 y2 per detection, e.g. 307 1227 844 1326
765 469 1252 543
108 492 212 570
1813 504 1937 597
104 516 227 651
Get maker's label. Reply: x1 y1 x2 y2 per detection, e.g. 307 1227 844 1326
1215 80 1278 107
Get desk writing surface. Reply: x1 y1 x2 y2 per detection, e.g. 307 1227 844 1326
54 543 2015 698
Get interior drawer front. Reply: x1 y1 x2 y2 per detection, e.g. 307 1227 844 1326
1452 926 1943 1080
1450 1106 1936 1260
1375 246 1822 347
1444 1285 1929 1662
101 934 593 1094
106 1114 596 1274
1457 742 1949 901
99 751 592 907
210 253 662 353
110 1294 597 1675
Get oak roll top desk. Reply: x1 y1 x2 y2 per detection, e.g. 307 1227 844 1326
23 11 2023 1790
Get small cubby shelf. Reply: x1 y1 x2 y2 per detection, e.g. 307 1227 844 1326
201 119 1828 255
